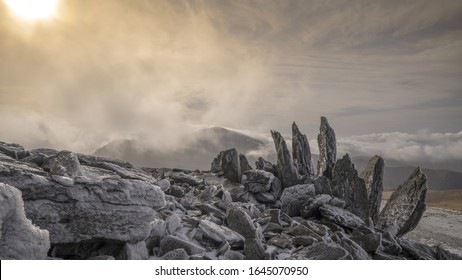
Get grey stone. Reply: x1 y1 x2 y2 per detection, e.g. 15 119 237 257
280 184 315 217
47 151 84 178
255 157 277 176
271 130 300 188
244 238 266 260
377 167 428 237
317 116 336 178
171 172 201 186
0 142 30 160
166 213 182 235
159 235 206 256
373 252 405 260
221 149 241 183
350 233 382 253
313 176 332 195
287 224 321 240
268 234 292 249
254 192 277 204
292 122 315 176
295 242 350 260
292 236 316 247
380 231 402 255
242 170 275 193
361 155 384 223
155 179 170 191
319 204 367 230
199 220 244 246
331 154 369 221
239 154 253 172
161 248 189 260
222 250 245 260
332 232 371 260
168 185 185 198
436 245 462 260
117 241 149 260
227 208 257 239
301 194 334 218
0 183 50 260
265 209 281 225
398 238 437 260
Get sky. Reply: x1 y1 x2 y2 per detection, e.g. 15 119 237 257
0 0 461 163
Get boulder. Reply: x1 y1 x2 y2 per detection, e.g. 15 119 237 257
242 170 275 193
199 220 244 246
0 141 30 160
313 176 332 195
271 130 300 188
280 184 315 217
436 245 462 260
212 149 241 183
331 154 369 221
317 116 336 178
227 208 257 239
361 155 384 222
379 231 402 255
350 233 382 253
0 183 50 260
46 151 84 178
159 235 206 256
332 232 371 260
117 241 149 260
294 242 350 260
239 154 253 172
301 194 345 218
161 248 189 260
398 238 437 260
255 157 277 176
319 204 366 230
244 238 266 260
377 167 427 237
292 122 315 176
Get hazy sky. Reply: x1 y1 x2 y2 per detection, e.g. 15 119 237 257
1 0 461 159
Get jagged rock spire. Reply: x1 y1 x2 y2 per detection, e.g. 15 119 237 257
317 116 337 179
361 155 384 223
292 122 315 177
377 167 428 237
271 130 300 188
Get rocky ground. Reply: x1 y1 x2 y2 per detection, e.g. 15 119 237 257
1 117 461 260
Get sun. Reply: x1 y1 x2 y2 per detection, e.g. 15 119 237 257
4 0 60 20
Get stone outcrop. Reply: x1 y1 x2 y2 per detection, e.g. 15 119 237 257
0 183 50 260
239 154 253 173
211 148 241 183
361 155 384 223
317 116 336 178
271 130 300 188
292 122 315 176
377 167 427 237
280 184 315 216
331 154 369 221
255 157 277 176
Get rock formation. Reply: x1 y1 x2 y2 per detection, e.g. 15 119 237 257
361 155 384 223
377 167 428 237
317 116 336 178
239 154 253 173
292 122 315 176
0 116 453 260
271 130 300 188
0 183 50 260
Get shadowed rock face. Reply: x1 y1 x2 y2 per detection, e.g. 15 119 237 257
211 148 241 183
292 122 315 177
377 167 428 237
331 154 369 221
271 130 300 188
317 116 336 179
361 155 384 223
0 183 50 260
255 157 277 176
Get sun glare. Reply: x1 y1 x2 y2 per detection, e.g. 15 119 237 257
4 0 60 20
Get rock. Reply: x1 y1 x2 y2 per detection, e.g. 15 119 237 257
380 231 402 255
244 238 266 260
398 238 437 260
0 183 50 260
268 234 292 249
87 255 115 260
220 149 242 183
171 173 202 186
294 242 350 260
146 218 166 251
280 184 315 217
373 252 405 260
332 232 371 260
242 170 275 193
350 233 382 253
239 154 253 172
301 194 334 218
265 209 281 225
199 220 244 246
317 116 336 178
117 241 149 260
46 151 84 178
155 179 170 191
254 192 277 204
255 157 277 176
319 204 366 230
159 235 206 256
227 208 257 239
271 130 300 188
287 224 321 240
198 185 217 201
222 250 245 260
377 167 428 237
292 122 315 176
292 236 316 247
0 141 30 160
436 245 462 260
0 152 166 246
161 248 189 260
168 185 185 198
331 154 369 221
361 155 384 223
166 213 182 235
313 176 332 195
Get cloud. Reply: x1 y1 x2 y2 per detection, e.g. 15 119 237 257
335 131 462 162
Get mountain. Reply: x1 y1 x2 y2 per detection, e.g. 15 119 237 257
94 127 269 170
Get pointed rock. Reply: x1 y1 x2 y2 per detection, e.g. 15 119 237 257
292 122 315 176
317 116 336 178
361 155 384 223
331 154 369 221
239 154 253 172
211 148 241 183
377 167 427 237
271 130 300 188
